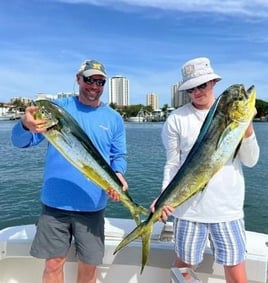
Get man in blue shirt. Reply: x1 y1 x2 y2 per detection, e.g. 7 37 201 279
11 59 128 283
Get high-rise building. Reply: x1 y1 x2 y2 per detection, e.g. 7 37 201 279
108 75 129 106
146 92 158 110
171 82 190 108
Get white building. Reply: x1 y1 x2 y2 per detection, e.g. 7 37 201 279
171 82 190 108
146 92 158 110
108 75 129 106
35 92 77 101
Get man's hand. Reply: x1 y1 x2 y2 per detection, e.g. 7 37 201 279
244 107 257 138
150 199 174 222
107 172 128 201
21 106 48 133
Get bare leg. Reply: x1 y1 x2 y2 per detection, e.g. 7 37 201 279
224 261 247 283
43 257 66 283
77 260 97 283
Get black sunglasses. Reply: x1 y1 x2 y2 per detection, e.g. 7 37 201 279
82 76 106 86
186 82 208 94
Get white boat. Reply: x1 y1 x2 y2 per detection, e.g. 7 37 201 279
0 108 24 121
127 107 151 122
0 113 14 121
0 217 267 283
127 116 145 122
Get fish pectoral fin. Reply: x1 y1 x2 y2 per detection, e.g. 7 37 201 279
60 128 74 147
216 122 238 149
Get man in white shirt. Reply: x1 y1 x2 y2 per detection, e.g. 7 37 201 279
158 57 259 283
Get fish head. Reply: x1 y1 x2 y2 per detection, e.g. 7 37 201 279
34 100 59 129
219 84 256 123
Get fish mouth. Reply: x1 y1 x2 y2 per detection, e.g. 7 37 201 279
231 85 256 122
33 102 59 129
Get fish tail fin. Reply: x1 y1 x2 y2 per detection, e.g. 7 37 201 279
113 222 145 255
129 203 149 225
113 220 153 274
138 205 150 216
124 191 149 225
132 211 142 226
140 224 153 274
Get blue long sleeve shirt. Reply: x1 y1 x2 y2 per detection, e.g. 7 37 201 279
11 97 127 212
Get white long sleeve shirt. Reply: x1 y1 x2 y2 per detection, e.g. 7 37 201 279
161 103 260 223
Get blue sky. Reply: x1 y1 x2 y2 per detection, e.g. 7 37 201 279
1 0 268 107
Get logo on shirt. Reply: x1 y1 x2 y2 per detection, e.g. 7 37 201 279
99 124 108 131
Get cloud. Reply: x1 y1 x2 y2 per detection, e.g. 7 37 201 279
56 0 268 18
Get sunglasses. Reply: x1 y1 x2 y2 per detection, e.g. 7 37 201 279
82 76 106 86
186 82 209 94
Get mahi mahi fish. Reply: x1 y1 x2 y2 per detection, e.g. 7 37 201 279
113 84 256 273
34 99 148 224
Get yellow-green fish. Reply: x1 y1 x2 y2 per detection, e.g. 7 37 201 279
34 100 148 224
113 84 256 273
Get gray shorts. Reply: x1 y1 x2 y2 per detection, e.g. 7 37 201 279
30 205 105 265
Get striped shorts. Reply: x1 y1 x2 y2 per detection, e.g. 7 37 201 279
173 218 247 266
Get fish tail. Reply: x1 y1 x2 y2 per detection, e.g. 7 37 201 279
113 220 153 273
140 224 153 273
129 203 149 225
139 205 150 216
123 191 149 225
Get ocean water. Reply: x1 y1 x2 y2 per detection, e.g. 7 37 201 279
0 120 267 234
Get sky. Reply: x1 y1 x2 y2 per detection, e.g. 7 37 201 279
1 0 268 107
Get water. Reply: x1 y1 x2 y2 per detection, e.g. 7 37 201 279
0 121 267 234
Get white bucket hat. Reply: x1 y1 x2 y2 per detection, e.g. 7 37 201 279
179 57 221 91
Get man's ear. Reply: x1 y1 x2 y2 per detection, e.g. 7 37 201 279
76 74 81 85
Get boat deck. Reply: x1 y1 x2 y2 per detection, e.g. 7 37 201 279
0 218 267 283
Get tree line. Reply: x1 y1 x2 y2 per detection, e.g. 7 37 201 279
111 100 268 120
4 99 268 120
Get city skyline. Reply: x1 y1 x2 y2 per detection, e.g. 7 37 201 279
5 76 182 110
